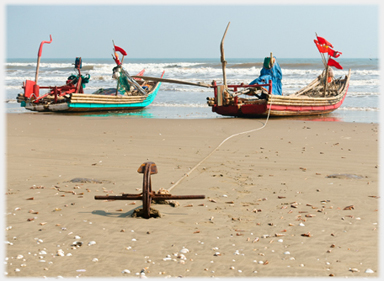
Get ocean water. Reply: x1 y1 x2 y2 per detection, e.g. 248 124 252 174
4 57 379 123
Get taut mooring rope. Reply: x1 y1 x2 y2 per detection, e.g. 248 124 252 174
167 100 273 192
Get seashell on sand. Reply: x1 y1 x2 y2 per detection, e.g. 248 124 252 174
72 241 83 247
179 248 189 254
177 253 187 260
56 249 64 256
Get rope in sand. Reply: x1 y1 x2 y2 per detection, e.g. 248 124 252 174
167 100 273 192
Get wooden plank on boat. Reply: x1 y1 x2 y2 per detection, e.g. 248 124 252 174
71 93 147 100
71 96 146 102
71 100 144 104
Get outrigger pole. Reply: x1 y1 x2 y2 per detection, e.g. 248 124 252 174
35 35 52 84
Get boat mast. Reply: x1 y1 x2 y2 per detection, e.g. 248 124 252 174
35 35 52 84
220 22 230 90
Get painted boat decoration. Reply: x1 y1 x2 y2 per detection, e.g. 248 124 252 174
207 22 351 118
17 36 164 112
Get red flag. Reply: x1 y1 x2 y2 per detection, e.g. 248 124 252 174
114 45 127 56
314 40 328 53
327 58 343 69
317 36 333 48
327 48 342 58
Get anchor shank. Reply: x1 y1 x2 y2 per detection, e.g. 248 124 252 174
152 195 205 200
94 195 142 200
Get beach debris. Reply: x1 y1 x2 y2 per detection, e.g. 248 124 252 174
349 268 360 273
71 241 83 248
56 249 65 256
88 241 96 246
343 205 355 210
326 173 363 179
301 232 312 237
94 162 205 219
365 268 374 273
67 178 105 184
179 248 189 254
290 202 298 208
177 253 187 260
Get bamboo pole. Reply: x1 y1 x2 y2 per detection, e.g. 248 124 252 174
130 76 212 88
323 55 330 96
220 22 231 90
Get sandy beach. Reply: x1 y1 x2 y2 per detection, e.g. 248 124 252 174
5 113 379 277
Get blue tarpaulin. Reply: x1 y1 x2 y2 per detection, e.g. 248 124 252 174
249 57 282 95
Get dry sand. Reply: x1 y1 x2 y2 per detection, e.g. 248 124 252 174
4 113 379 278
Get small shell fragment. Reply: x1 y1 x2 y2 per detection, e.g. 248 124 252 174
179 248 189 254
56 249 65 256
177 253 187 260
88 241 96 246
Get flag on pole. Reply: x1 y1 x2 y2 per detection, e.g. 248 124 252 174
327 57 343 69
327 48 342 58
314 39 328 53
114 45 127 56
317 36 333 48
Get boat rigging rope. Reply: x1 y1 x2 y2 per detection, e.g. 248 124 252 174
167 98 273 192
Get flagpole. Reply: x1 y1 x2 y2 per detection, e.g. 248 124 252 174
323 54 330 96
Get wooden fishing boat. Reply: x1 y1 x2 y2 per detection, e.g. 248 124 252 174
16 37 164 113
207 22 351 118
207 69 351 117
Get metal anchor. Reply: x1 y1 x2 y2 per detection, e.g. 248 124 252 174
94 161 205 218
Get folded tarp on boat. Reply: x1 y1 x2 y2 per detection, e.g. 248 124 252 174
249 56 282 95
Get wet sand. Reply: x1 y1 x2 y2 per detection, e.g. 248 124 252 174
5 113 379 277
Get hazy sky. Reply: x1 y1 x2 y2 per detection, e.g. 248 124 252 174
3 1 381 60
